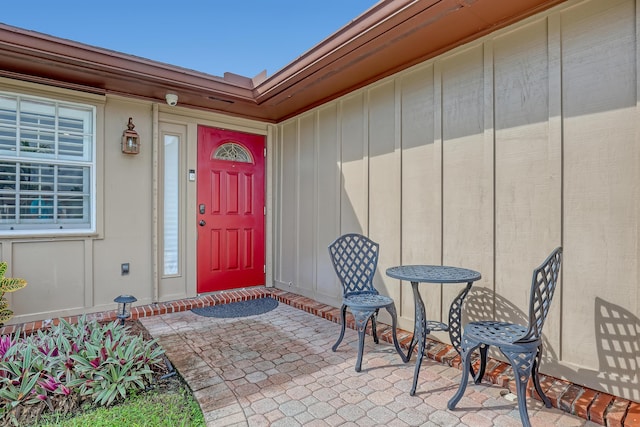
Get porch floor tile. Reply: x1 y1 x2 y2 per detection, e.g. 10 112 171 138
139 297 598 427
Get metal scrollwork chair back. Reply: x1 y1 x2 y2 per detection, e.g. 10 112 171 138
328 233 405 371
448 247 563 427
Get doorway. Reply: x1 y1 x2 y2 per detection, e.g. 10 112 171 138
196 126 265 293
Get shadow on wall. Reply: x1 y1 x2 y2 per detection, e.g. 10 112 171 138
577 297 640 402
463 289 640 401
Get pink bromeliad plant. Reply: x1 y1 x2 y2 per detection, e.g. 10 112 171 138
0 316 165 425
0 335 14 359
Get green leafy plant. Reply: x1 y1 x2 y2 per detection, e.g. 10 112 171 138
0 316 165 426
65 319 164 407
0 262 27 327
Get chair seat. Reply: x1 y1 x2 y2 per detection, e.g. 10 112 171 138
448 247 562 427
465 321 530 346
344 293 394 311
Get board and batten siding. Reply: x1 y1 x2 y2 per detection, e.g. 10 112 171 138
272 0 640 401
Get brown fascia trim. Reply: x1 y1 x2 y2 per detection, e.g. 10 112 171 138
253 0 569 109
252 0 421 102
0 69 107 96
0 23 256 102
1 0 568 117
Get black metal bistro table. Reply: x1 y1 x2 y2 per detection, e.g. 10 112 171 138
386 265 481 395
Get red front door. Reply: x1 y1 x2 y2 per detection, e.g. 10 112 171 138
197 126 265 293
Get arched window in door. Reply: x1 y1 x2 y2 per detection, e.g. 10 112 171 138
213 142 253 163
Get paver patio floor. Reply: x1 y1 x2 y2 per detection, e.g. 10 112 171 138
140 301 597 427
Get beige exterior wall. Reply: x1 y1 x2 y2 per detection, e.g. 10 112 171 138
0 78 273 325
1 0 638 403
272 0 640 400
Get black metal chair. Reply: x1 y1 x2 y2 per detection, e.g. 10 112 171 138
328 233 406 372
448 247 563 427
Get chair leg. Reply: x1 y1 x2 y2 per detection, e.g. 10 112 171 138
448 341 479 409
474 344 489 384
503 349 536 427
332 304 348 352
371 309 380 344
353 309 376 372
532 345 552 408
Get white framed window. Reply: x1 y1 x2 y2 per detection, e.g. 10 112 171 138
0 92 95 234
163 134 180 276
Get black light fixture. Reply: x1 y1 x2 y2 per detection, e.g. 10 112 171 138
121 117 140 154
114 294 137 325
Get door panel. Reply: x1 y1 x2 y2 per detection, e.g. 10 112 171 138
197 126 265 293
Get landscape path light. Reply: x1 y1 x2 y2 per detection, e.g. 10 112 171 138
114 294 137 325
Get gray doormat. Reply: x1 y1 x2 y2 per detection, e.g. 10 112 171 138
191 298 278 318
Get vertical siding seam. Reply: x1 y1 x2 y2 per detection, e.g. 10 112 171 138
434 62 444 268
395 77 403 312
1 242 10 286
337 102 343 237
279 127 285 283
82 239 92 308
276 127 283 282
548 10 563 360
433 60 444 318
313 111 319 296
265 125 274 288
635 0 640 333
484 39 496 320
295 118 301 287
151 103 159 303
336 102 342 293
364 91 370 236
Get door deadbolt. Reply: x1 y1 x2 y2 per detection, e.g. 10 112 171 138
199 204 206 214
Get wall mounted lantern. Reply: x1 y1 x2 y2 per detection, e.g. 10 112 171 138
121 117 140 154
114 294 137 325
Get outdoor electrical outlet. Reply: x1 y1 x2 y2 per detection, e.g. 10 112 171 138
121 263 130 275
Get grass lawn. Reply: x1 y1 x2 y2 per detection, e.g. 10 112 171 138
33 376 205 427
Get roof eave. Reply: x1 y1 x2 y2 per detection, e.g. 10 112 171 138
0 0 568 122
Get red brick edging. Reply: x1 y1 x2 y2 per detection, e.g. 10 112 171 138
2 287 638 426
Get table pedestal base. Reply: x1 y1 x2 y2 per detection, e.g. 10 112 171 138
406 281 473 396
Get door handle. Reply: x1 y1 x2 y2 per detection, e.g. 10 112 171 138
199 220 206 226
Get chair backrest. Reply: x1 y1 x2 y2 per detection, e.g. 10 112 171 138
328 233 380 297
517 246 563 343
